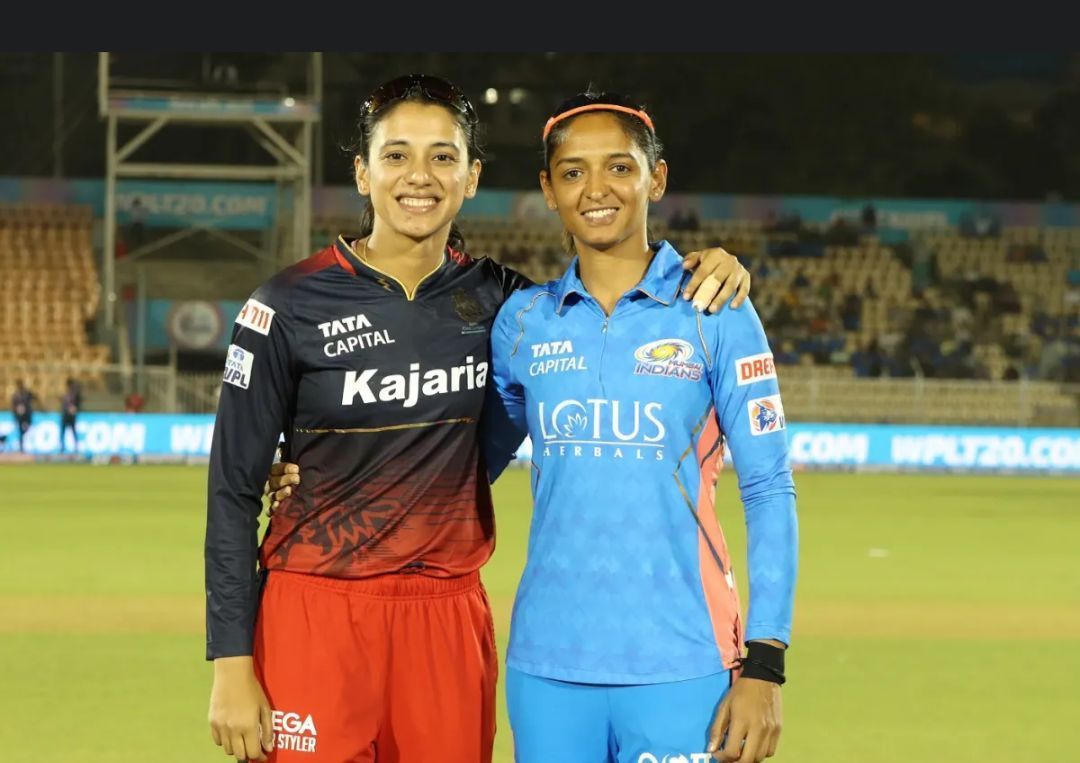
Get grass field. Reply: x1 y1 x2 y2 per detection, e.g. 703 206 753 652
1 465 1078 763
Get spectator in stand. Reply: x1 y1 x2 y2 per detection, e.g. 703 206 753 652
908 326 942 377
124 391 146 414
774 339 801 365
957 340 978 379
668 207 688 231
882 335 915 377
841 292 862 332
809 308 830 337
753 252 773 281
1038 332 1069 381
771 291 796 330
851 339 883 378
952 301 975 344
824 320 849 364
860 203 877 232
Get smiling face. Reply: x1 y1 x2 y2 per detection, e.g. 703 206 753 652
540 111 667 254
355 101 481 244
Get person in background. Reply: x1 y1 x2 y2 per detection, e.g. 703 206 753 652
58 378 81 454
129 196 146 250
11 380 38 452
124 391 146 413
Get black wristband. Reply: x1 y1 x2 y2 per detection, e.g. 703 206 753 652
738 641 786 685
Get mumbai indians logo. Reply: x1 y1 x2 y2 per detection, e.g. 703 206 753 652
633 338 703 382
637 754 712 763
748 394 786 436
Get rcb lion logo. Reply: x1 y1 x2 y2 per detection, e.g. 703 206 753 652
452 288 487 335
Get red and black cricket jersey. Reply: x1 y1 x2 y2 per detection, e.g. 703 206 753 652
205 237 529 659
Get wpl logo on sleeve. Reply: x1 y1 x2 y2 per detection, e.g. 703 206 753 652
223 345 254 389
748 394 786 436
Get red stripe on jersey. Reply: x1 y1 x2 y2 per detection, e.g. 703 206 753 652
448 247 473 267
290 246 344 276
332 243 357 274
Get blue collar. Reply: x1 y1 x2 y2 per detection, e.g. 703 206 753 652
555 240 687 314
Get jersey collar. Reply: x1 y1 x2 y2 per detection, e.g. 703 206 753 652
334 236 448 301
555 240 686 314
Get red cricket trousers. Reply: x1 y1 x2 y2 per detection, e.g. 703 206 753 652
252 569 498 762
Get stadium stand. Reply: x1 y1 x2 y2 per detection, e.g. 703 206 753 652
0 203 110 407
313 210 1080 427
2 204 1075 426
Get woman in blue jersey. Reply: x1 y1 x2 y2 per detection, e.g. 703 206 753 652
485 92 799 763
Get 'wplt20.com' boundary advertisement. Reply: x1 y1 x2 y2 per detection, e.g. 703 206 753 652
2 415 1078 474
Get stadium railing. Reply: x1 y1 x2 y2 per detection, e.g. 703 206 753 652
780 368 1079 427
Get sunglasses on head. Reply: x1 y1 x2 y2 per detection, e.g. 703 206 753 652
543 91 655 140
361 74 478 125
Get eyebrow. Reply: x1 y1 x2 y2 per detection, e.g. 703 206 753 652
380 139 461 150
555 152 637 167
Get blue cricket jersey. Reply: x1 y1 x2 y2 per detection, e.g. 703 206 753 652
487 241 798 684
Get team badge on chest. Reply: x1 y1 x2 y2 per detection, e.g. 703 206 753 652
632 339 703 382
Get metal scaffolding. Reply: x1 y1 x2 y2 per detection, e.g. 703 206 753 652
96 52 322 328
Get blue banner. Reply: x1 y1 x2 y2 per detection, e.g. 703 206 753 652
0 177 277 230
5 176 1080 231
1 415 1078 472
1 413 215 457
107 95 318 121
115 180 277 229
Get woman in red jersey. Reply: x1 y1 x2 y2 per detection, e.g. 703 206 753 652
205 74 752 763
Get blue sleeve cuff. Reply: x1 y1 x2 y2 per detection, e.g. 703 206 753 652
743 490 798 646
744 624 792 647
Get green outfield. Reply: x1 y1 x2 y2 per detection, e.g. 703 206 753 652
1 465 1077 763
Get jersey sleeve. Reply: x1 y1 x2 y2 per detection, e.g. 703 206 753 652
481 294 530 483
204 286 297 660
707 299 798 646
